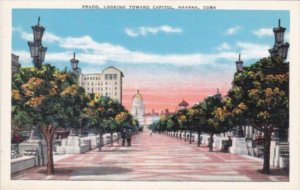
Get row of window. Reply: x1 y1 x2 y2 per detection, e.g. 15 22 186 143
87 88 118 97
83 74 118 81
86 87 118 91
84 82 118 86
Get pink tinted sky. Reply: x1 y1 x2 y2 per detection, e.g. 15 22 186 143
122 83 231 114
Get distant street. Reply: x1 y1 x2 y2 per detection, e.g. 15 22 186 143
12 131 288 181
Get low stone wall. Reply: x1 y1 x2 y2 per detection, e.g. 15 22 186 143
11 156 36 174
213 136 228 150
56 133 119 155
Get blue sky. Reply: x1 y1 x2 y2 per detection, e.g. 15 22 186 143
12 9 290 112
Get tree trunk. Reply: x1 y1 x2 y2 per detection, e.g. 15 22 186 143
263 128 272 174
197 131 201 147
189 131 192 144
117 132 120 144
41 124 56 175
99 132 102 151
184 131 187 142
110 131 113 146
209 133 213 152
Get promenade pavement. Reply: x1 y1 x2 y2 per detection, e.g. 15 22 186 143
12 131 289 181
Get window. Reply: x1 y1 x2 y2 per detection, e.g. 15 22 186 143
115 87 117 90
101 88 103 91
115 92 117 96
92 83 93 86
105 87 108 90
109 74 113 80
105 82 107 85
115 82 117 85
87 82 89 85
113 74 117 80
105 93 108 96
105 74 108 80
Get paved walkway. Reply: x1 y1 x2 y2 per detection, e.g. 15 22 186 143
12 131 288 181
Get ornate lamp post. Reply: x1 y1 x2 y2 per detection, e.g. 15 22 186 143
235 54 243 72
28 17 47 69
234 54 244 138
70 52 81 76
268 19 289 60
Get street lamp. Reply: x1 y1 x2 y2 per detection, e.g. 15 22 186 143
277 42 289 59
70 52 81 76
273 19 285 44
28 17 47 69
269 19 289 60
235 54 243 72
31 17 45 43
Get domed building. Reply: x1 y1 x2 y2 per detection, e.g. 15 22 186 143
131 90 145 126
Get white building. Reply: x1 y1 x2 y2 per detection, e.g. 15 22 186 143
131 90 145 126
144 109 160 126
78 66 124 103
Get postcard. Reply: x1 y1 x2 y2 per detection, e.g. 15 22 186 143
1 0 300 190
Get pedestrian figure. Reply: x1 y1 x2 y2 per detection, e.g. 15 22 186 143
224 136 232 152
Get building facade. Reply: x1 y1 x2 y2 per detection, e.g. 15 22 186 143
144 109 160 126
12 53 21 76
78 66 124 103
131 90 145 126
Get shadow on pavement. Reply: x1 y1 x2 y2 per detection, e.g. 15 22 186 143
257 168 289 177
36 166 133 176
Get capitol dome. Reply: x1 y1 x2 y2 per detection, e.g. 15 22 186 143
132 90 143 101
131 90 145 126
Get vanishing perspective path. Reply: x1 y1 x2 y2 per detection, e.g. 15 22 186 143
12 131 288 181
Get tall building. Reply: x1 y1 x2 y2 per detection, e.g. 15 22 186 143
78 66 124 103
12 53 21 76
131 90 145 126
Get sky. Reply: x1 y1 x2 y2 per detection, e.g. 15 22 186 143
12 9 289 113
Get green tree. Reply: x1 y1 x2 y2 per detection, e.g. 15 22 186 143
230 57 288 173
201 95 223 152
12 64 87 174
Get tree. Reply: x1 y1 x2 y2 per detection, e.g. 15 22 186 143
230 57 289 173
189 105 206 147
201 95 223 152
12 64 87 174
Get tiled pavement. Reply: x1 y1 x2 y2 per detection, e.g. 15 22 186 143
12 131 289 181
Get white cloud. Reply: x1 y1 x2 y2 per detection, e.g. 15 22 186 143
216 42 231 51
13 50 73 65
13 27 60 43
14 28 272 68
125 25 182 37
225 26 241 35
13 27 32 41
236 42 271 60
253 28 273 38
